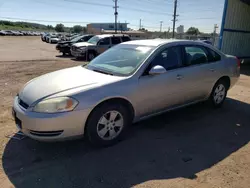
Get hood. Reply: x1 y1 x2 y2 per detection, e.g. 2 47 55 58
19 66 123 105
73 42 95 47
58 41 72 45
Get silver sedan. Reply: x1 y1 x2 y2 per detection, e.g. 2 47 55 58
13 39 240 146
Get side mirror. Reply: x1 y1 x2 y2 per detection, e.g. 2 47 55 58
148 65 166 75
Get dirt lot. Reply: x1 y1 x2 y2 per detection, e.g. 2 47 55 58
0 37 250 188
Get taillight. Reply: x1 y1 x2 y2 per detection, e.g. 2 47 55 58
236 57 241 68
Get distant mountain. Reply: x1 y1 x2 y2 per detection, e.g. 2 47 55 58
0 20 53 31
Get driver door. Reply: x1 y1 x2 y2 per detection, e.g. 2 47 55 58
136 46 188 117
97 37 111 55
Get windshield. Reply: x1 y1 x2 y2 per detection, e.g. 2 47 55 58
86 44 154 76
87 36 100 45
71 35 83 42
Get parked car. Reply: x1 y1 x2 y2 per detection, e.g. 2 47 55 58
56 34 94 55
0 30 7 36
12 39 240 146
71 34 131 60
49 35 60 43
4 30 15 36
45 34 52 42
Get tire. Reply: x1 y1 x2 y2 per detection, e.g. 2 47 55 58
87 51 96 61
210 79 228 108
86 102 132 147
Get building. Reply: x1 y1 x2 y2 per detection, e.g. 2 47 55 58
100 30 151 40
177 25 184 34
87 23 128 34
219 0 250 59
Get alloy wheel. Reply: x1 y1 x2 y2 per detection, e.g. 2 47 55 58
97 110 124 140
213 84 226 104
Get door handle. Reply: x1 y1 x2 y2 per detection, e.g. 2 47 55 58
210 68 215 72
176 75 183 80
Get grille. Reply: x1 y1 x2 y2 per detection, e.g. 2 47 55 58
19 98 29 109
29 130 63 137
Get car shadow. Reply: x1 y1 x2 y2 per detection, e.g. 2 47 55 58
2 98 250 188
241 64 250 76
70 57 89 62
55 55 72 59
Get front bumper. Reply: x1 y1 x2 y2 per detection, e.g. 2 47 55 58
71 49 86 58
12 96 91 141
56 46 70 53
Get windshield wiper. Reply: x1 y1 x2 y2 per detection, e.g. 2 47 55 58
92 69 113 75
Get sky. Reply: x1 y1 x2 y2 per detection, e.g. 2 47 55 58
0 0 225 33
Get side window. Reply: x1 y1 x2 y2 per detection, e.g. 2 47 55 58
148 46 183 71
98 37 110 45
184 46 209 66
122 36 131 42
111 37 121 45
206 48 221 62
85 36 93 41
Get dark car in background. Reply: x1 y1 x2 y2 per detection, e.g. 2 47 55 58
56 34 94 55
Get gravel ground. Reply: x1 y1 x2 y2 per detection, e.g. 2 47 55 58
0 37 250 188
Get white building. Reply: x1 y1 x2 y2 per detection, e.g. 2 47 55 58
177 25 184 34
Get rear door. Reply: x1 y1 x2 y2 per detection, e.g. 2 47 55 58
179 45 222 101
96 37 111 54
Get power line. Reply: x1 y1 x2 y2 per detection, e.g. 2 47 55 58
0 16 92 24
63 0 112 7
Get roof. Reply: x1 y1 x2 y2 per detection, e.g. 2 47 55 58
95 34 129 38
101 30 146 34
123 39 214 47
123 39 187 46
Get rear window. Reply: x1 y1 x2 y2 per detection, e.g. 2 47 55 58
122 36 131 42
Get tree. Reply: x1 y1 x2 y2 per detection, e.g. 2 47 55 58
186 27 200 35
47 25 54 30
72 25 83 33
55 23 65 32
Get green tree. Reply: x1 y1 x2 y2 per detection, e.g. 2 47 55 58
47 25 54 30
186 27 200 35
72 25 84 33
55 23 65 32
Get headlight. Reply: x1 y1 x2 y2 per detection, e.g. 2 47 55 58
33 97 78 113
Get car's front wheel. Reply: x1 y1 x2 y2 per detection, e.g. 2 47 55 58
86 103 131 147
87 52 96 61
210 79 228 107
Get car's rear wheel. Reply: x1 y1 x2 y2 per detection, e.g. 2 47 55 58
210 80 228 107
86 103 131 147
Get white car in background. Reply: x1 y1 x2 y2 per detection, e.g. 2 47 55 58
49 35 60 44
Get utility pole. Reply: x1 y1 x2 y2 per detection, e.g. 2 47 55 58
213 24 218 46
113 0 118 33
160 21 163 32
139 19 142 30
172 0 178 38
